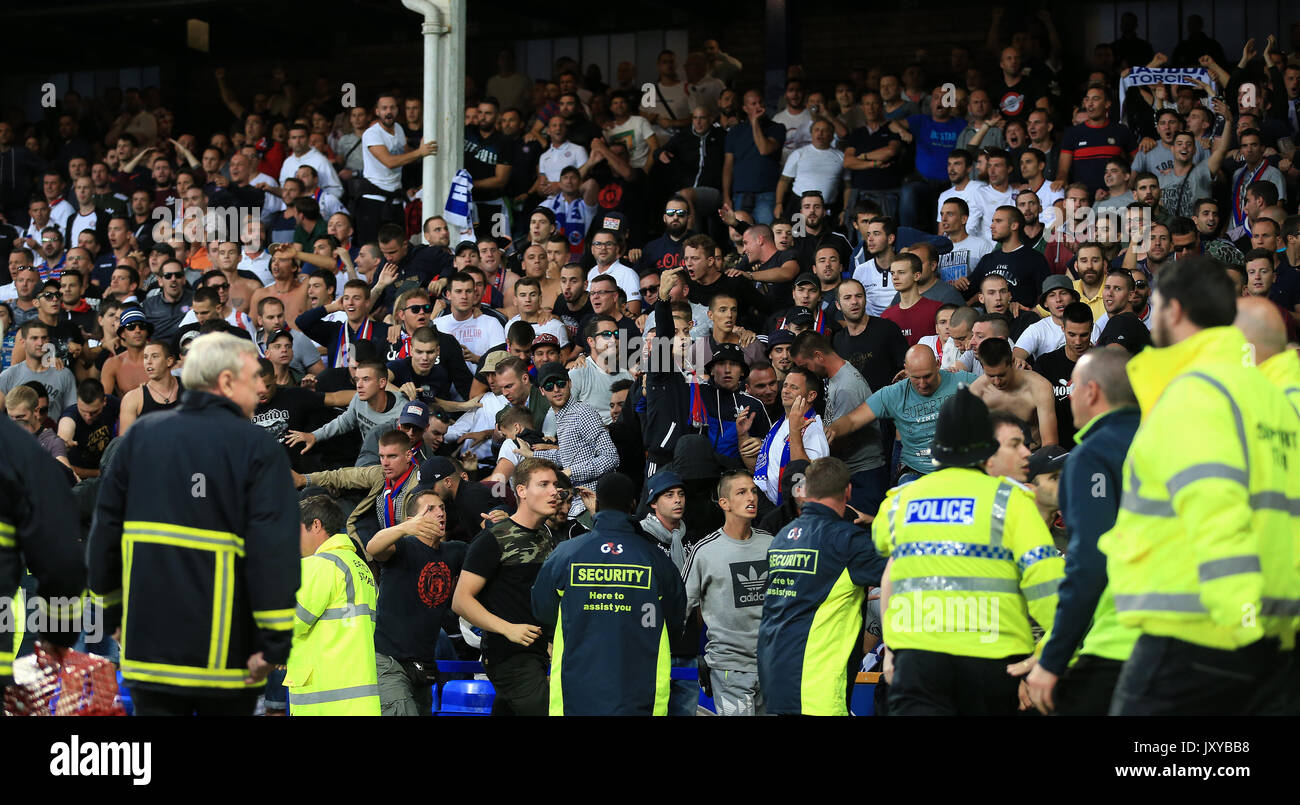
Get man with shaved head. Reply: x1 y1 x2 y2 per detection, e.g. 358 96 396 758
823 344 977 483
1011 347 1140 715
1236 296 1300 412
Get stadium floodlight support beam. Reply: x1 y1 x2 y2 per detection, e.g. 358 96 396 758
401 0 465 230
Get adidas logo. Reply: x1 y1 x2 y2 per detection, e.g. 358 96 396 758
735 565 768 592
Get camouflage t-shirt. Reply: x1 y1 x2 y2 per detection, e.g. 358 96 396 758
463 516 560 662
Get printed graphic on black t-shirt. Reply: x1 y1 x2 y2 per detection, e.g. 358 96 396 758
730 559 770 608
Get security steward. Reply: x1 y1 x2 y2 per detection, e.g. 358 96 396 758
0 416 87 682
87 333 301 716
287 496 380 715
757 456 888 716
1099 257 1300 715
531 473 686 716
1009 348 1142 715
874 388 1064 716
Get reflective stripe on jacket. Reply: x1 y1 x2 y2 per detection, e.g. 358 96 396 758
1099 327 1300 650
287 534 380 716
873 467 1064 658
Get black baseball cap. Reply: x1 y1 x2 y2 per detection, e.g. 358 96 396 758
1027 445 1068 479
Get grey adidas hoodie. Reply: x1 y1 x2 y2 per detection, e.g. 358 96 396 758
310 389 409 462
640 512 688 572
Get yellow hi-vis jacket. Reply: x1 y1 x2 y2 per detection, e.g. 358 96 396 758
1098 327 1300 651
286 534 380 715
873 467 1065 658
1260 348 1300 414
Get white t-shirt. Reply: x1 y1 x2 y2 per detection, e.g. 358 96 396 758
49 199 75 224
1015 316 1065 359
645 81 691 142
1029 181 1064 222
587 261 642 305
361 122 407 193
937 233 995 284
238 250 274 286
447 392 507 461
538 143 589 182
68 211 98 244
280 149 343 198
604 116 655 169
505 315 570 346
756 415 829 504
937 180 989 236
772 108 813 163
850 250 897 317
781 144 844 200
433 312 506 372
975 183 1018 237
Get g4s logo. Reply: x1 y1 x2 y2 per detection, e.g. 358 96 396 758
600 542 624 555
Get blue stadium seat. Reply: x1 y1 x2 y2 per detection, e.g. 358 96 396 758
437 679 494 715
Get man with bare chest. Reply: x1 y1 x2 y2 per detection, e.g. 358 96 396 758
251 244 310 326
211 240 263 316
969 336 1058 447
100 307 151 394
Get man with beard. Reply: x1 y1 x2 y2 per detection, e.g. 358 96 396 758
553 262 594 344
966 206 1050 309
637 196 692 274
358 94 436 244
1098 257 1299 715
831 279 908 395
464 97 514 233
789 190 851 272
1070 242 1109 320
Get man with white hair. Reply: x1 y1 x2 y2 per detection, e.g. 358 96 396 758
87 333 301 715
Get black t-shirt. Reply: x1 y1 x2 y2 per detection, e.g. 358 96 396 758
253 386 326 445
688 272 773 332
389 357 451 406
552 295 594 345
987 76 1043 124
506 136 543 199
375 244 452 314
374 536 467 662
464 125 513 201
966 245 1051 309
462 517 561 663
736 248 800 312
39 320 81 364
1033 347 1078 448
832 316 909 394
636 234 687 274
843 124 904 190
58 396 120 470
451 480 505 544
253 386 329 470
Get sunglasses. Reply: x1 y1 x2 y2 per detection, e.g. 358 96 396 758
595 330 618 339
123 322 149 332
542 379 569 391
38 292 60 301
162 271 186 280
404 303 434 314
36 406 48 415
1134 281 1149 289
664 210 688 217
431 411 453 423
208 282 230 290
641 284 659 295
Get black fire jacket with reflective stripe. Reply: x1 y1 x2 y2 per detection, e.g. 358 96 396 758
87 391 301 694
0 416 87 678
